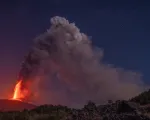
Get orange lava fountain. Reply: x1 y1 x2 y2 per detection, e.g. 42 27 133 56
12 80 23 101
12 79 29 101
11 79 32 102
11 79 35 103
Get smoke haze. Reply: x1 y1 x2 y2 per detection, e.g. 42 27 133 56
19 16 148 107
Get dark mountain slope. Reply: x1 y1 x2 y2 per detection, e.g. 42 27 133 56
0 99 36 111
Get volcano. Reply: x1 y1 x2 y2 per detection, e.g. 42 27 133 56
0 99 36 111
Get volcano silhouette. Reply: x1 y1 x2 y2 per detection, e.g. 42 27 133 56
0 99 36 111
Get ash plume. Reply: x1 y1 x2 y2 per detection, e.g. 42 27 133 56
18 16 148 107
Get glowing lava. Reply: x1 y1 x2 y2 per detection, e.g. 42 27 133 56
12 80 22 101
12 80 29 101
11 79 36 103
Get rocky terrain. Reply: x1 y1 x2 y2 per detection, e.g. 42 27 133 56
0 89 150 120
0 100 149 120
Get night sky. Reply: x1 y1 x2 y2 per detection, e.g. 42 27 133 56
0 0 150 97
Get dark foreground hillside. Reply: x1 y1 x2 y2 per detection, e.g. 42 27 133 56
130 89 150 105
0 100 150 120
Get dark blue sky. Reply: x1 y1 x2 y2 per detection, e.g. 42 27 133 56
0 0 150 87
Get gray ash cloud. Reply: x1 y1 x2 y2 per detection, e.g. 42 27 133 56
18 16 148 107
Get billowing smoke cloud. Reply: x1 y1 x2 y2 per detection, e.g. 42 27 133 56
18 16 148 107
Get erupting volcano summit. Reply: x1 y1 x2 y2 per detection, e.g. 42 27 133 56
9 16 146 106
12 80 24 101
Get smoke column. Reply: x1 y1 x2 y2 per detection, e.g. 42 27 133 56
18 16 148 107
